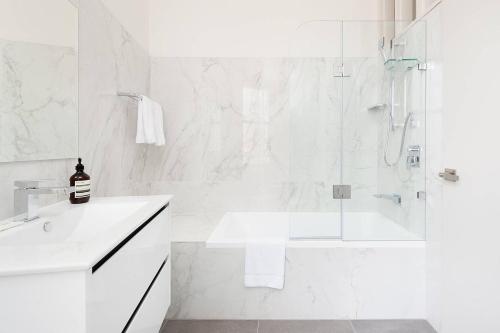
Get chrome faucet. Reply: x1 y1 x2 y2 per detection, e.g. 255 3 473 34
13 180 75 222
373 193 402 205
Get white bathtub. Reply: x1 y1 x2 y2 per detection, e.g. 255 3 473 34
168 211 425 320
206 211 423 248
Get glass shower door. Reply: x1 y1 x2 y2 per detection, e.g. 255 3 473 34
288 21 343 239
341 20 427 241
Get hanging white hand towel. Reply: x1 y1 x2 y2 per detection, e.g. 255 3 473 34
136 96 165 146
151 99 165 146
244 239 286 290
136 96 156 144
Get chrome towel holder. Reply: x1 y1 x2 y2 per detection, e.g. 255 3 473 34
117 91 142 101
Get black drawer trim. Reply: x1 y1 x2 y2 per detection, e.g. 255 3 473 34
92 202 169 274
122 257 168 333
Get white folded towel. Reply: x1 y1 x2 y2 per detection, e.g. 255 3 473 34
136 95 165 146
244 239 286 290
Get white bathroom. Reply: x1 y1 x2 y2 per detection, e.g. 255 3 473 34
0 0 499 332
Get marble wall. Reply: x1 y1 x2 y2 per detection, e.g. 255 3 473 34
78 0 150 197
138 58 341 240
144 57 391 241
168 243 425 319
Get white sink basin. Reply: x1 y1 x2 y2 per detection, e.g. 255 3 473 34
1 201 148 245
0 195 172 276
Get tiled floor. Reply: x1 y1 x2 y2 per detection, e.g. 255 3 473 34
161 320 437 333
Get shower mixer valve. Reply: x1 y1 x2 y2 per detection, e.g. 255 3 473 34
406 145 421 168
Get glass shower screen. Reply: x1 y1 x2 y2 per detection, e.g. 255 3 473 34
288 21 343 239
289 20 427 241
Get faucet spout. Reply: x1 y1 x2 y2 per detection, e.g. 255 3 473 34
13 180 75 222
373 193 402 205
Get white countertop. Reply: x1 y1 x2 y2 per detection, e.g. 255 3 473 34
0 195 172 277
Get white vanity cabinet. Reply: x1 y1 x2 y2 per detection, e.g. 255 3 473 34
0 196 172 333
87 204 171 332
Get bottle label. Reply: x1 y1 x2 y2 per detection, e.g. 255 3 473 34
75 180 91 198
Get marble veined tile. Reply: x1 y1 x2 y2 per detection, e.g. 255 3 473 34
78 0 150 197
148 58 294 184
168 243 425 320
146 58 349 223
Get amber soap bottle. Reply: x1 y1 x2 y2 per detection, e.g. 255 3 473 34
70 158 91 204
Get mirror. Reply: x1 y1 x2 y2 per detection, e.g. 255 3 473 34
0 0 78 162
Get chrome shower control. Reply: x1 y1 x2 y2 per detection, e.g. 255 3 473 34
407 145 421 168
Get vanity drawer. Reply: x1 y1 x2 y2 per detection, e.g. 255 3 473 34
124 258 171 333
87 205 170 333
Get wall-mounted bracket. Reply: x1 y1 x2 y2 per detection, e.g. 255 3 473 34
333 185 351 199
417 63 429 71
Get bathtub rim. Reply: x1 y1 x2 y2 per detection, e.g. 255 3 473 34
206 238 426 249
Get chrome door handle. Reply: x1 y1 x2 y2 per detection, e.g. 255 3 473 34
439 168 459 182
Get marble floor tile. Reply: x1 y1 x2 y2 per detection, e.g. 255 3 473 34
162 320 258 333
161 320 436 333
258 320 354 333
351 320 436 333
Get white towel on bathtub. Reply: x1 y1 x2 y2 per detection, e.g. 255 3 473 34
244 239 286 290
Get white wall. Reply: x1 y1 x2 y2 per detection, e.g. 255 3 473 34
0 0 77 47
426 0 500 332
100 0 150 52
149 0 387 57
